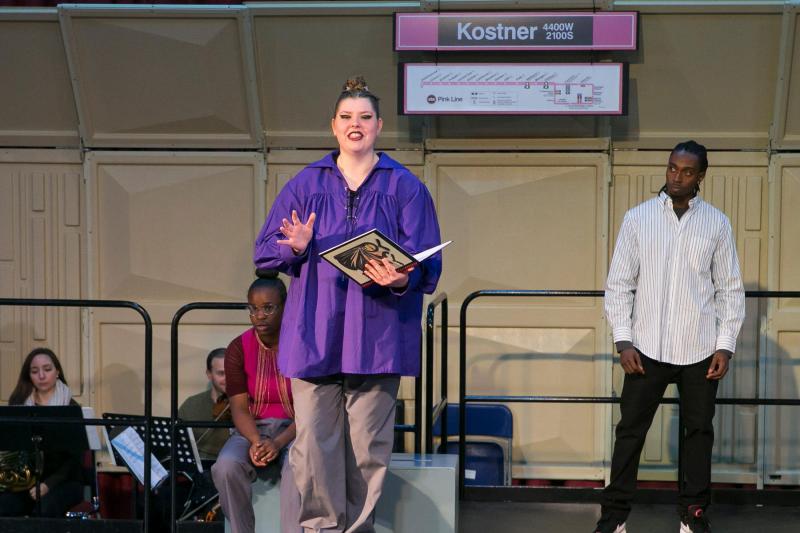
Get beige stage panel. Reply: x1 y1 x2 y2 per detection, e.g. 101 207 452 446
772 8 800 149
434 111 607 142
0 11 79 147
58 6 261 148
425 151 610 479
252 8 422 149
611 1 783 14
426 152 608 317
0 157 85 403
96 321 249 417
87 151 265 303
447 326 607 479
612 12 781 149
764 154 800 485
85 151 266 418
612 151 769 483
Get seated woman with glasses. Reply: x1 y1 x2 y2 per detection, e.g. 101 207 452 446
0 348 83 517
211 269 301 533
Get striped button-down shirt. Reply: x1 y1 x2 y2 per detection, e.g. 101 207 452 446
605 192 745 365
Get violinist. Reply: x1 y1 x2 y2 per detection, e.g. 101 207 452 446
179 347 230 461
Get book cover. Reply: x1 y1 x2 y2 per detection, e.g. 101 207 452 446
319 228 450 287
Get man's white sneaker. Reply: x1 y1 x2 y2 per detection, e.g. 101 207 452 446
679 505 711 533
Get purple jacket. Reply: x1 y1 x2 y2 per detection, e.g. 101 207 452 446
254 152 442 378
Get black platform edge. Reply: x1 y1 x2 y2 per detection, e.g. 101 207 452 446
176 522 223 533
464 486 800 506
0 518 143 533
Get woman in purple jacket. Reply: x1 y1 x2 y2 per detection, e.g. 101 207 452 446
253 77 442 532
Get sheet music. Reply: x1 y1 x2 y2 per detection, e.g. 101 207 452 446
187 422 204 474
81 406 102 451
83 406 115 465
111 426 168 489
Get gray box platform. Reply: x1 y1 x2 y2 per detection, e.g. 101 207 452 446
226 453 459 533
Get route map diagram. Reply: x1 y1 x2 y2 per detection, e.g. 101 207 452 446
404 63 624 115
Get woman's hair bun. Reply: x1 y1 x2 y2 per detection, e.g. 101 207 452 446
255 268 279 279
343 76 369 93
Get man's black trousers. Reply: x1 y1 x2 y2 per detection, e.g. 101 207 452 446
601 353 719 520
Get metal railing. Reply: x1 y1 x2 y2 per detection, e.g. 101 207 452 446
0 298 154 527
425 293 448 454
457 289 800 501
169 301 244 533
169 297 447 531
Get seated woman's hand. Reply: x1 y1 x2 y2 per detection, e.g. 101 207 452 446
260 438 280 463
249 440 268 467
363 258 414 288
249 438 280 466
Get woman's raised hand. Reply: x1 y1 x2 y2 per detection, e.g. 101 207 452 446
277 210 316 254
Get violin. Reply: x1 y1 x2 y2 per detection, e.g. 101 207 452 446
204 502 222 522
195 394 230 450
192 394 231 523
211 394 231 422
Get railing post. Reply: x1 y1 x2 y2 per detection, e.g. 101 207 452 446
425 302 435 454
169 302 246 533
415 345 423 455
440 302 448 454
425 294 447 455
459 292 483 499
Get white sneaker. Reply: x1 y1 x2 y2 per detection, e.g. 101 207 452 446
679 505 711 532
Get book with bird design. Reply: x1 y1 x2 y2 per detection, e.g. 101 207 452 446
319 228 451 287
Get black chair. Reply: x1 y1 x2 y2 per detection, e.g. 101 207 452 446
65 449 101 519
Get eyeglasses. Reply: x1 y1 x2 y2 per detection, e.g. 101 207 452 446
247 304 281 317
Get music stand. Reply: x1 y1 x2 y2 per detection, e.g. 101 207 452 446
102 413 203 475
0 405 88 516
102 413 206 522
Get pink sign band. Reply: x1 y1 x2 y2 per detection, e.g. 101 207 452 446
395 12 637 51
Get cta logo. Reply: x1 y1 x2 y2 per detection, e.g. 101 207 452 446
427 94 437 104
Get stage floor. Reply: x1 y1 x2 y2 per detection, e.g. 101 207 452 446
460 502 800 533
3 502 800 532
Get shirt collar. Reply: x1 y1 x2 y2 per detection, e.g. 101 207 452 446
307 150 400 170
658 190 700 209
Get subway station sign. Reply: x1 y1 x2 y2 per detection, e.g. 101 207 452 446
395 12 637 51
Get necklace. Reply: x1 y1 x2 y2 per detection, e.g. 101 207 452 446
252 332 274 417
254 331 274 351
337 153 379 190
251 329 295 419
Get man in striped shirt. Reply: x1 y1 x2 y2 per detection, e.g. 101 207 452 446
593 141 746 533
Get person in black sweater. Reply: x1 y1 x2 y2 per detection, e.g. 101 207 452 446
0 347 84 517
